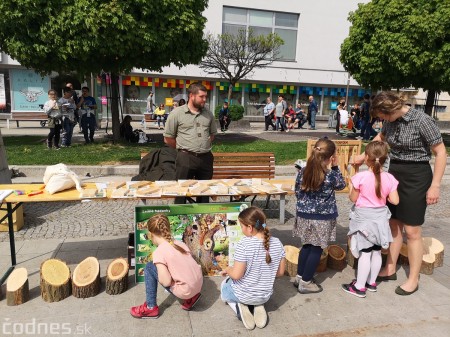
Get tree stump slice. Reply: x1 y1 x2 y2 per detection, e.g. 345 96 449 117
327 244 347 270
106 257 129 295
284 245 300 277
316 248 328 273
40 259 71 302
423 237 444 268
72 257 101 298
398 243 409 265
6 267 29 306
346 238 358 269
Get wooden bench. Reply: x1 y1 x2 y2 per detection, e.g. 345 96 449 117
7 112 49 129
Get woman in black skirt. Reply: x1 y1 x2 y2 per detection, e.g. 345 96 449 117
353 92 446 296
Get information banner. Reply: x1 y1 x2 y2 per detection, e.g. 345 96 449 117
10 69 50 112
134 202 248 283
0 74 6 110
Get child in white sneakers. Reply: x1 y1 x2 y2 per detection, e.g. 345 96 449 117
293 138 346 293
342 141 399 298
220 207 286 330
130 214 203 318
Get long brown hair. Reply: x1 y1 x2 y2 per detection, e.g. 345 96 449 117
364 141 389 199
238 207 272 264
147 214 189 254
370 92 405 118
302 138 336 192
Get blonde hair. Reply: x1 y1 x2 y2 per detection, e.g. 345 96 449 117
238 207 272 264
302 138 336 192
370 92 405 118
147 214 188 254
365 141 389 199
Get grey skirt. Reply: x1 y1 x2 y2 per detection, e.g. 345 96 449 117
293 217 337 249
388 161 432 226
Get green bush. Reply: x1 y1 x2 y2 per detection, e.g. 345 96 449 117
214 104 244 121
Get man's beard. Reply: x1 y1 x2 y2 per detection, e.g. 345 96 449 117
192 98 205 110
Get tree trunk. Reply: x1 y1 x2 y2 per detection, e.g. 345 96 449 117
110 73 121 143
424 89 436 116
0 130 12 184
40 259 72 302
7 267 29 306
227 84 233 105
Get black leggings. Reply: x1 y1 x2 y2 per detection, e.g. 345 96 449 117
47 124 62 147
297 244 323 282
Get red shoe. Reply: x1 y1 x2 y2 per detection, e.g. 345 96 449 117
181 293 202 311
130 302 159 319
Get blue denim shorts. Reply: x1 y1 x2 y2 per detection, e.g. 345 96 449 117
220 277 240 303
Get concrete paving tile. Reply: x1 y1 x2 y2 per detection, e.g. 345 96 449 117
17 239 64 255
96 236 128 250
57 238 100 252
53 249 98 267
0 240 24 256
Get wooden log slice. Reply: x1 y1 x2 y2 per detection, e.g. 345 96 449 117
327 245 347 270
7 267 29 306
423 237 444 268
316 248 328 273
72 257 101 298
106 257 129 295
40 259 71 302
284 245 300 277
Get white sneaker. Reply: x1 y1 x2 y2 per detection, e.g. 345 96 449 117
253 305 267 328
298 279 323 294
237 303 255 330
293 275 302 288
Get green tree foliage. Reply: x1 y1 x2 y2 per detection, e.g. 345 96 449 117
200 28 283 104
214 104 244 121
340 0 450 114
0 0 208 139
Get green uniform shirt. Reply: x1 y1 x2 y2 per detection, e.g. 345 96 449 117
164 105 217 153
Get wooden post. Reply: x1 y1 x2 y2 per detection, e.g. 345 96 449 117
72 257 101 298
106 258 129 295
40 259 71 302
6 267 29 306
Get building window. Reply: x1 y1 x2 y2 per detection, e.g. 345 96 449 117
223 7 298 61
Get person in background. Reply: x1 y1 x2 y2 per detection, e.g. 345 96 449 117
336 100 346 135
352 91 447 296
351 103 361 130
263 97 276 131
219 101 231 132
178 98 186 106
308 96 318 130
275 95 287 132
293 138 346 293
58 86 76 147
130 214 203 319
77 86 97 144
286 103 297 131
359 94 373 141
293 103 307 129
342 141 399 298
43 89 62 150
144 91 156 126
154 103 166 129
119 115 139 143
65 82 80 129
221 207 286 330
164 82 217 204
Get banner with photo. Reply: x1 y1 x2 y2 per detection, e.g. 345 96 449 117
10 69 50 112
134 202 248 283
0 74 6 110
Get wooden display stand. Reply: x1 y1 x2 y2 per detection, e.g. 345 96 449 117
0 204 24 232
306 139 362 193
6 267 29 306
40 259 72 302
284 245 300 277
72 257 101 298
106 258 129 295
327 245 347 270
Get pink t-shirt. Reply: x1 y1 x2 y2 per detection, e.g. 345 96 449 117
351 171 399 207
152 240 203 299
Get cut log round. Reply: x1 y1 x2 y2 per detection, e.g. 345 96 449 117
40 259 71 302
7 267 29 306
106 258 129 295
423 237 444 268
284 245 300 277
316 248 328 273
327 245 347 270
72 257 101 298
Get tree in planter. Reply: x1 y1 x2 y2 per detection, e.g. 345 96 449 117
0 0 208 143
340 0 450 116
199 28 283 105
214 104 244 121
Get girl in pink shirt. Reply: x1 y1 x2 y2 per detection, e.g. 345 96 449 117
130 214 203 318
342 141 399 298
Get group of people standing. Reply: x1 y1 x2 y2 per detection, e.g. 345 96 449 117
129 90 445 330
43 84 97 149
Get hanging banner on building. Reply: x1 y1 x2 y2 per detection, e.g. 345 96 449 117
10 69 50 112
0 74 6 110
134 202 248 283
